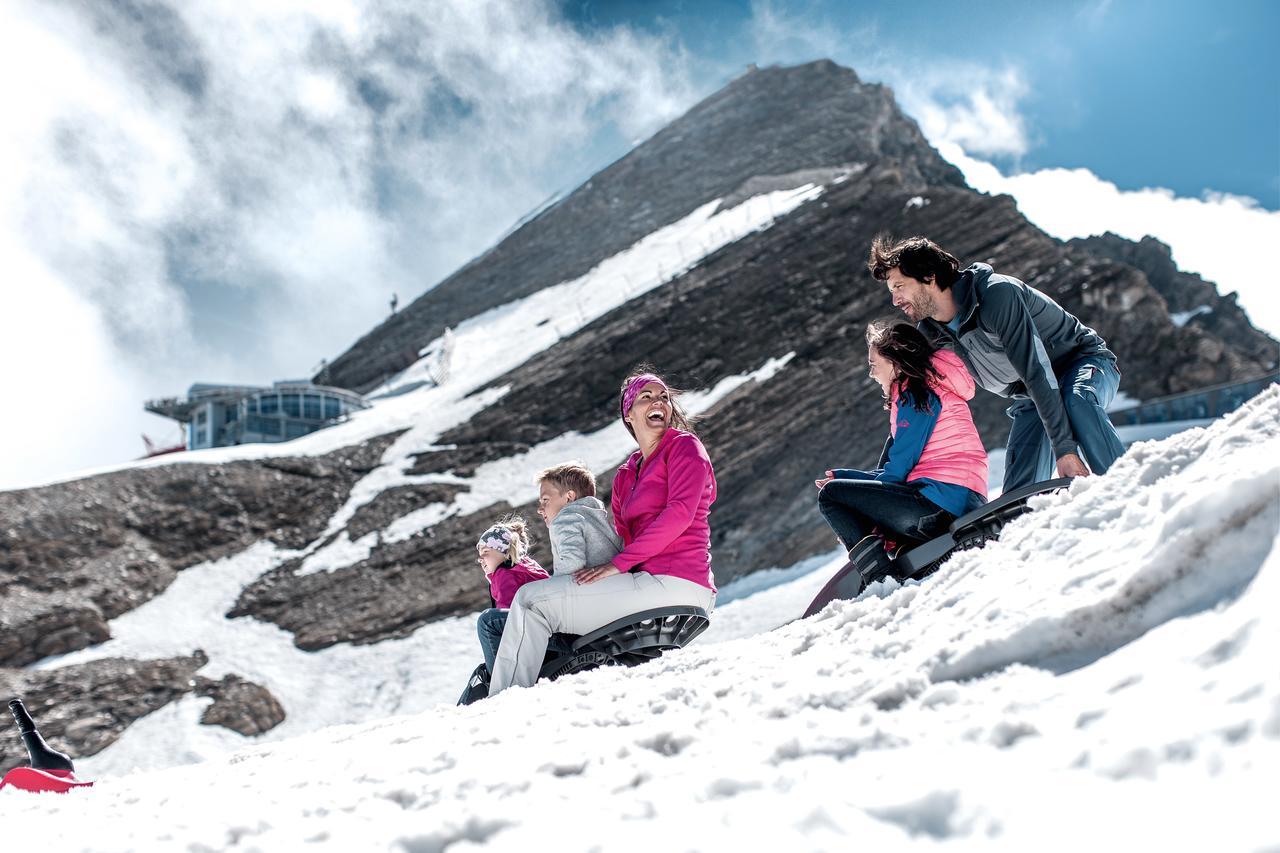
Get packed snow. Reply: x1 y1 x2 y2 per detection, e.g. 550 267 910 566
1170 305 1213 327
5 384 1277 850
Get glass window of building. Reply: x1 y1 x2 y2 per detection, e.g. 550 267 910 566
303 395 321 420
260 394 280 415
324 397 341 420
282 394 301 417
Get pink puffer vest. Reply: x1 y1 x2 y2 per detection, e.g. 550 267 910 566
890 349 989 499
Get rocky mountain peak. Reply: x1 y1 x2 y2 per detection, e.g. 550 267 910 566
321 60 962 392
1071 232 1277 370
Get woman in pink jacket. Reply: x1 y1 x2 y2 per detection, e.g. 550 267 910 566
488 369 717 695
814 320 988 590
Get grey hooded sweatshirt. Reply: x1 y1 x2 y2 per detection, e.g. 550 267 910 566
917 263 1116 459
548 496 624 573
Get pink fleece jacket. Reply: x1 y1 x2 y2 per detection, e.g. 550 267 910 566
610 428 717 591
890 349 989 498
487 554 549 609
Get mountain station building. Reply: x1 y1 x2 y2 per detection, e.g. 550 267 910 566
145 381 369 451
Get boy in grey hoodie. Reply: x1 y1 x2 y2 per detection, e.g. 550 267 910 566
536 461 623 573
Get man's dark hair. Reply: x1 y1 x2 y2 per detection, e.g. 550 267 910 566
868 235 962 289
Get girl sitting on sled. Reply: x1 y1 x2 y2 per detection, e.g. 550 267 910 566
812 320 988 603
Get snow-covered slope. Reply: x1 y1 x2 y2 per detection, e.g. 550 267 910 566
5 387 1276 850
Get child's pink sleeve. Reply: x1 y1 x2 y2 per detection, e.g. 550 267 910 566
489 571 522 609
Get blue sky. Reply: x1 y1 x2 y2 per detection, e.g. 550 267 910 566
565 0 1280 208
1 0 1276 488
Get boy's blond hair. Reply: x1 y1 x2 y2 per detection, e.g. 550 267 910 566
535 461 596 498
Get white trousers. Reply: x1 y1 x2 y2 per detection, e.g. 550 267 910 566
489 570 716 695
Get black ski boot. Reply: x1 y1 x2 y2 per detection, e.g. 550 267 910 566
802 535 896 618
456 663 491 706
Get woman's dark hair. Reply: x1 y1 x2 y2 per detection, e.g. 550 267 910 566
619 364 696 438
868 234 961 289
865 320 941 412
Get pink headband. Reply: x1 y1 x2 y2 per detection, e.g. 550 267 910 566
621 374 668 420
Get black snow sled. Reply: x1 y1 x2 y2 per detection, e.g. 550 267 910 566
458 606 710 706
804 477 1072 618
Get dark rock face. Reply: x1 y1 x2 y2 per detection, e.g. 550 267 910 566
193 674 286 736
320 61 965 393
0 435 400 667
346 483 468 542
407 442 532 478
0 653 208 774
229 501 511 649
1070 233 1278 371
0 655 287 772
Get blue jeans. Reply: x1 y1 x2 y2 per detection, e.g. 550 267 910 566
1004 356 1125 492
817 473 959 552
477 608 507 673
477 607 574 673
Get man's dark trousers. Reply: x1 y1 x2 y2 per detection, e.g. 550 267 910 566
1004 356 1125 491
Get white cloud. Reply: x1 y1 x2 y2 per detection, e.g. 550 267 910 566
894 68 1031 158
744 1 1031 158
0 0 697 489
747 0 852 63
938 141 1280 339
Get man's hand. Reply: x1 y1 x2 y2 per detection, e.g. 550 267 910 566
1056 453 1090 478
815 469 835 490
573 563 621 585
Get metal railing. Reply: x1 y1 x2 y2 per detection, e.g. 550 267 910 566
1108 372 1278 426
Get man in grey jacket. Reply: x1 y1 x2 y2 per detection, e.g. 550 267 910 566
536 462 623 572
869 235 1126 492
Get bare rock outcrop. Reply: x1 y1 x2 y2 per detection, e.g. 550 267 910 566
0 434 400 667
193 674 286 737
0 653 207 774
1070 233 1278 371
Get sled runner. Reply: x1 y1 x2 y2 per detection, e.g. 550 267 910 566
458 605 710 705
804 478 1072 618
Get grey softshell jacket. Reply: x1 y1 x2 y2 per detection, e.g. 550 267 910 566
917 263 1116 459
548 496 624 573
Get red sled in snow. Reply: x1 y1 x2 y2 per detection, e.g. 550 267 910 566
0 699 94 794
0 766 94 793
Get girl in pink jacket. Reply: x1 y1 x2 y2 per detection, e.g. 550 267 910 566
474 516 548 674
814 321 988 589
